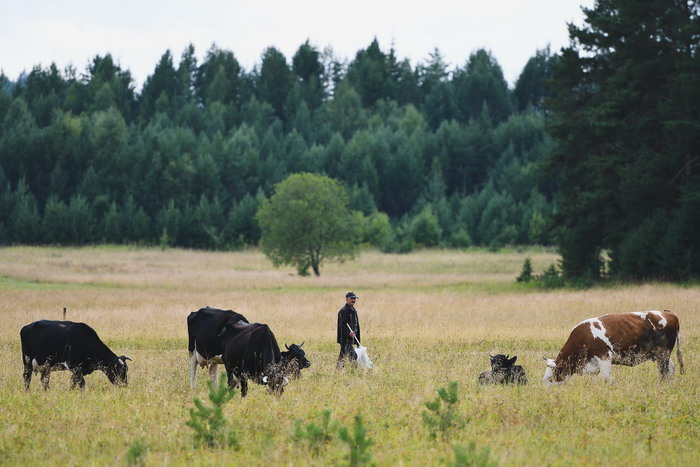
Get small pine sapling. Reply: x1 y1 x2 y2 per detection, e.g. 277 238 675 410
185 373 239 449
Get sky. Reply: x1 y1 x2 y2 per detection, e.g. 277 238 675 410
1 0 595 91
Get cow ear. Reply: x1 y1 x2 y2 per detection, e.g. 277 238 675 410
509 356 517 364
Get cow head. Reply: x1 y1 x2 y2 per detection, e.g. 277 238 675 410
489 354 516 371
106 355 131 386
542 358 566 385
284 342 311 369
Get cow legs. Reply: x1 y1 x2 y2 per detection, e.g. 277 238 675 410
208 363 219 386
598 359 613 383
70 370 86 390
240 377 248 397
189 352 198 389
583 357 613 382
39 367 51 390
657 355 675 382
23 362 32 390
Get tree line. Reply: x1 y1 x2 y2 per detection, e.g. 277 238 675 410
0 40 556 252
1 0 698 282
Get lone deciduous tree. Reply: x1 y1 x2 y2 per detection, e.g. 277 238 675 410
256 173 362 276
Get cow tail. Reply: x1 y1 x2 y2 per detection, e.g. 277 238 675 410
676 331 685 375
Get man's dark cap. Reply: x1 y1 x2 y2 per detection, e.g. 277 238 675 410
346 292 358 299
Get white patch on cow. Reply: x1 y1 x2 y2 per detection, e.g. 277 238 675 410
598 359 613 382
632 310 667 329
584 318 613 351
543 359 556 385
62 362 70 370
583 356 601 375
32 358 39 370
24 355 31 364
648 310 667 328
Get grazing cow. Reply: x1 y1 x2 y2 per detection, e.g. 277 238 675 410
20 320 131 390
218 322 289 397
478 354 527 385
543 310 684 385
187 306 249 389
281 342 311 379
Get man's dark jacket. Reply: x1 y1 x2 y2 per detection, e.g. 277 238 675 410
337 304 360 347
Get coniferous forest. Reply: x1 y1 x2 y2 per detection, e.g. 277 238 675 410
1 0 698 282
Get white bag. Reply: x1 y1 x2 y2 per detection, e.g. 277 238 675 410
354 345 373 369
347 323 373 369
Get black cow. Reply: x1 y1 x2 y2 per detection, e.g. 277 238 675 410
281 342 311 379
188 306 249 389
20 320 131 390
218 321 289 397
478 354 527 385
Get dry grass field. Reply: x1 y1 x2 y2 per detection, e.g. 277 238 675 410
0 246 698 466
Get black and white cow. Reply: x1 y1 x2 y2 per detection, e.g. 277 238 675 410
544 310 684 385
478 354 527 385
20 320 131 390
187 306 249 388
218 321 288 397
280 342 311 379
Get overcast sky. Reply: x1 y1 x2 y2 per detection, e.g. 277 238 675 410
2 0 594 90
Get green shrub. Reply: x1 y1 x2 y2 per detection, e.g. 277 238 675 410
516 257 533 282
422 381 464 440
292 408 338 456
445 442 499 467
185 373 239 449
126 439 148 466
338 414 373 466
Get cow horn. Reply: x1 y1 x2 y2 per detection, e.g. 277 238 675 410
285 343 290 350
300 341 305 347
121 355 132 362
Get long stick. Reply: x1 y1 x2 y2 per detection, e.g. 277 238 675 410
346 323 361 346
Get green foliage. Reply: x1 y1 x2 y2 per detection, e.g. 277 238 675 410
422 381 463 440
362 212 395 250
185 373 239 449
516 257 533 283
446 442 499 467
533 263 566 289
338 414 373 467
411 206 443 248
292 409 339 456
126 439 148 466
256 173 362 276
547 0 700 281
1 39 569 261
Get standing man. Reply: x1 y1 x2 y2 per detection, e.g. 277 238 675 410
337 291 361 367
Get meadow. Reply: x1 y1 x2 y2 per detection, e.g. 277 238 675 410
0 246 698 466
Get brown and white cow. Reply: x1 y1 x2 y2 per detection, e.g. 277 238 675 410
543 310 684 385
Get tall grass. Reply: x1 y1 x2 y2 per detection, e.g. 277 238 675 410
0 246 697 465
